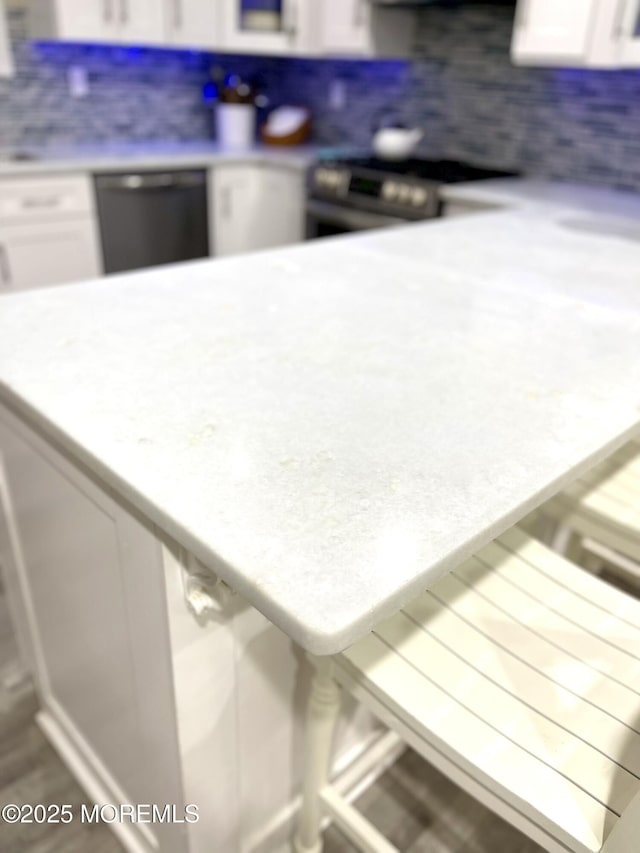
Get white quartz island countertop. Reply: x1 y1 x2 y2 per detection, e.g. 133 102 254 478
2 182 640 654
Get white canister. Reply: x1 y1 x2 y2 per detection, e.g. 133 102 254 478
217 103 256 149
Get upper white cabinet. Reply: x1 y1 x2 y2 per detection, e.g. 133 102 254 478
221 0 316 56
117 0 165 44
620 0 640 63
511 0 635 67
0 0 13 77
165 0 221 49
319 0 414 57
26 0 416 56
28 0 165 46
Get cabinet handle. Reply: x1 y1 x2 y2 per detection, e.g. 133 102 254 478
612 0 627 38
515 0 529 29
221 187 232 220
103 0 113 23
0 244 12 288
354 0 365 27
173 0 182 29
120 0 128 24
22 196 60 209
285 0 298 38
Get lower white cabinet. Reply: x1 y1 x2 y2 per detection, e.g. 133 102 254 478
0 173 102 291
211 164 305 258
0 404 380 853
0 410 185 853
0 219 101 292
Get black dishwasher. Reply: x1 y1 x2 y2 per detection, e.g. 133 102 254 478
94 170 209 274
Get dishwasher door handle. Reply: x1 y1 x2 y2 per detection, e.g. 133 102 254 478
96 173 206 191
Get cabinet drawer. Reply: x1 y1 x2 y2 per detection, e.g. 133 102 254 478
0 174 94 222
0 219 102 291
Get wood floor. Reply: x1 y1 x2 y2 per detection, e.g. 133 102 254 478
0 582 545 853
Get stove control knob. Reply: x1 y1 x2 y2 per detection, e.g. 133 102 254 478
397 184 412 204
412 187 429 207
382 181 399 201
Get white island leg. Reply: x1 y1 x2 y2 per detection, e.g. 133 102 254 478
294 655 342 853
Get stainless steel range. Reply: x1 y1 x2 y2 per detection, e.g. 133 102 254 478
306 157 518 238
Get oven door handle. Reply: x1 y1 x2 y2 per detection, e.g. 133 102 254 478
306 199 408 232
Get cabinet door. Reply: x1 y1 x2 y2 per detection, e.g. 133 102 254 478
211 165 305 258
0 219 101 291
211 165 262 257
620 0 640 64
320 0 371 54
0 411 186 852
166 0 220 48
0 0 13 77
511 0 600 64
221 0 312 55
118 0 165 44
52 0 120 42
254 167 304 250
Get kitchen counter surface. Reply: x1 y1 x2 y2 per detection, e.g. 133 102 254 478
0 141 329 177
442 177 640 221
1 187 640 654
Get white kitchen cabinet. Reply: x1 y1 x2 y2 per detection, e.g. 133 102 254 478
0 0 14 77
27 0 165 46
118 0 165 44
211 163 305 258
27 0 115 43
211 164 260 257
0 411 186 853
319 0 414 57
511 0 625 67
0 220 101 292
0 174 102 291
0 403 382 853
221 0 317 56
620 0 640 64
165 0 220 49
255 166 305 249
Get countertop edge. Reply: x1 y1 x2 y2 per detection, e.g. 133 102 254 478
3 383 639 655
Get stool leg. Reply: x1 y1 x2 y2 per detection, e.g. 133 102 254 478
294 655 342 853
551 523 574 555
551 523 586 564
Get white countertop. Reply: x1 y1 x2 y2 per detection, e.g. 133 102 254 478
1 182 640 654
442 177 640 221
0 141 326 177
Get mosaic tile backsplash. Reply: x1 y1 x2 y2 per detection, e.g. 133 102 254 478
2 5 640 190
282 5 640 191
0 8 282 149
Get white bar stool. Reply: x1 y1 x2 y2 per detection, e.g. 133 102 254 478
542 441 640 580
294 526 640 853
